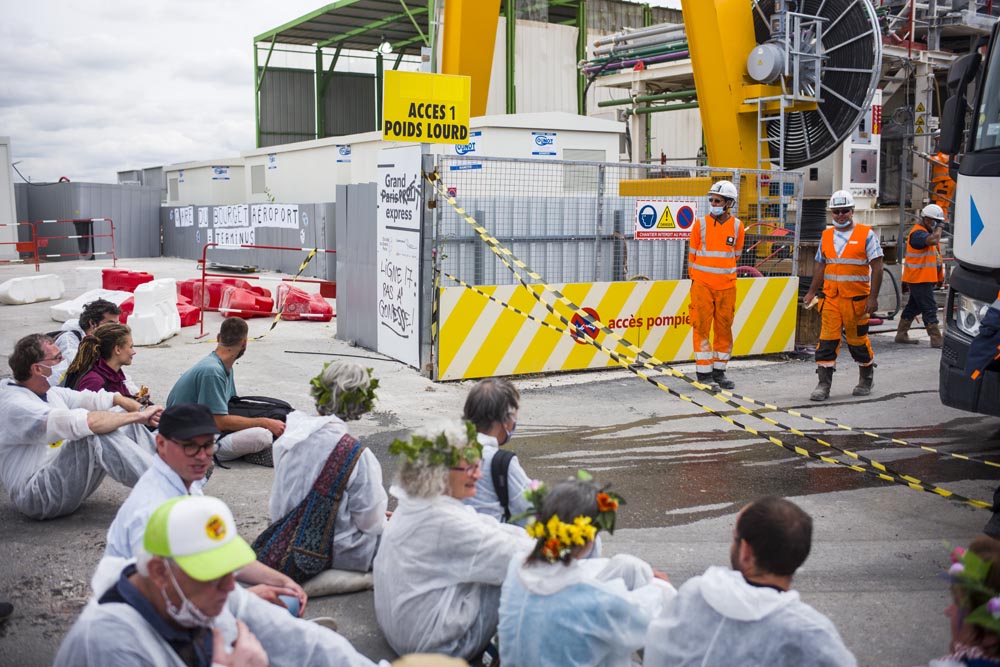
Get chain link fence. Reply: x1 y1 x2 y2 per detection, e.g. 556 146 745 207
432 155 804 288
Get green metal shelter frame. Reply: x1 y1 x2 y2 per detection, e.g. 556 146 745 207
252 0 597 148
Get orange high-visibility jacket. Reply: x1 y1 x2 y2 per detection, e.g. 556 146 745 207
902 225 939 284
820 224 873 298
688 215 745 290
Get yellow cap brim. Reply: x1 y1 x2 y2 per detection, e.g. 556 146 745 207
173 535 257 582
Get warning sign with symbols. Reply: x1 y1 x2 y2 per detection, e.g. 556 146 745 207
634 199 698 239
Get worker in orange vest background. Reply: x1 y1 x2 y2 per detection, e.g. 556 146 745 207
688 180 745 391
802 190 884 401
896 203 945 348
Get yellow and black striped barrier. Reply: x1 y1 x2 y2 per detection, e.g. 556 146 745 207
427 171 993 510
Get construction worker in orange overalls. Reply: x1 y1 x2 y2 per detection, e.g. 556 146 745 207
896 203 945 348
802 190 884 401
688 180 745 391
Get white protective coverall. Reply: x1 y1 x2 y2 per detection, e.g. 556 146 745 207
499 554 677 667
269 411 387 572
464 432 534 525
104 454 207 559
373 485 534 659
644 566 857 667
51 319 84 387
0 379 155 519
54 558 387 667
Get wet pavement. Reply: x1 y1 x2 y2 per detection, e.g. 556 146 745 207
0 257 997 665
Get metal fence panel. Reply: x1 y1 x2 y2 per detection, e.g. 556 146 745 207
433 155 803 288
334 183 378 350
18 182 161 259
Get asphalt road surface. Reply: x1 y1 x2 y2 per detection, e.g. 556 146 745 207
0 258 996 666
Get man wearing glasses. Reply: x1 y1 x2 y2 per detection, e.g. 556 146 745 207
0 333 160 519
802 190 884 401
104 402 307 616
688 180 745 391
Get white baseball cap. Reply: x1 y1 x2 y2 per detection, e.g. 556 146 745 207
143 496 256 582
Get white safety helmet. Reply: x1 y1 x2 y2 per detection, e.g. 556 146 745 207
921 203 945 222
707 180 738 201
828 190 855 210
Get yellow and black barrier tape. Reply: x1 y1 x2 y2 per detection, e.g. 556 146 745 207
427 172 992 509
441 272 991 510
717 390 1000 470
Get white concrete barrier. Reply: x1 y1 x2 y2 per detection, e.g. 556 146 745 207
50 288 133 322
73 266 103 291
0 274 65 305
129 278 180 346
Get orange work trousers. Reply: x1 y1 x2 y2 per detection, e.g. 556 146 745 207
815 294 874 368
690 281 736 373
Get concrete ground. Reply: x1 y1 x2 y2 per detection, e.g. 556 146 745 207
0 257 997 666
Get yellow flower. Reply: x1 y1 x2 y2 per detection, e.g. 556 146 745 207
525 521 546 540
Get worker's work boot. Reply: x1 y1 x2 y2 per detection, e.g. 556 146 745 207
852 364 875 397
696 372 720 392
712 369 735 390
894 318 920 345
926 322 944 349
810 367 835 401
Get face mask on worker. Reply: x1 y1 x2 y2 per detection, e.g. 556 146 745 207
832 216 853 229
709 206 725 217
161 564 215 629
504 418 517 445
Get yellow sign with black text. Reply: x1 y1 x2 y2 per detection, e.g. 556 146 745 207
382 71 471 145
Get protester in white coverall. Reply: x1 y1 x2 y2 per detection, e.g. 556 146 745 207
268 361 387 574
50 298 122 387
0 333 159 519
55 495 384 667
462 377 533 525
644 497 856 667
104 402 308 616
498 477 675 667
373 420 534 660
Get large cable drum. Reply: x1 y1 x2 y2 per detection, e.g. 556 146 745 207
752 0 882 169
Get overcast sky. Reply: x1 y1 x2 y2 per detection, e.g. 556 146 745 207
1 0 680 184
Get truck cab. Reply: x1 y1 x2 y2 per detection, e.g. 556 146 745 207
938 22 1000 417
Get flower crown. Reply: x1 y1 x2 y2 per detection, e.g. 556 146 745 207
516 470 625 564
388 420 482 468
309 364 379 419
948 546 1000 633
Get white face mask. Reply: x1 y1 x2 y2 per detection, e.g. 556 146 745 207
161 563 215 629
832 218 853 229
710 206 725 217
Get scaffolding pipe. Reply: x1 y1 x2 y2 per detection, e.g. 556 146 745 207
592 22 685 49
585 40 688 65
592 30 688 57
597 88 698 107
583 50 689 75
625 102 700 115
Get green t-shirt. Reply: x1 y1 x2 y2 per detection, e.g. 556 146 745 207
165 351 236 415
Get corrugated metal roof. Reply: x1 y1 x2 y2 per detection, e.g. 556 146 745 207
254 0 432 54
253 0 601 55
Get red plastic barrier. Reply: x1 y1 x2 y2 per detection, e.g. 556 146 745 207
219 286 274 319
102 269 153 292
276 284 334 322
176 293 191 305
177 303 200 327
117 297 135 323
179 277 269 309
